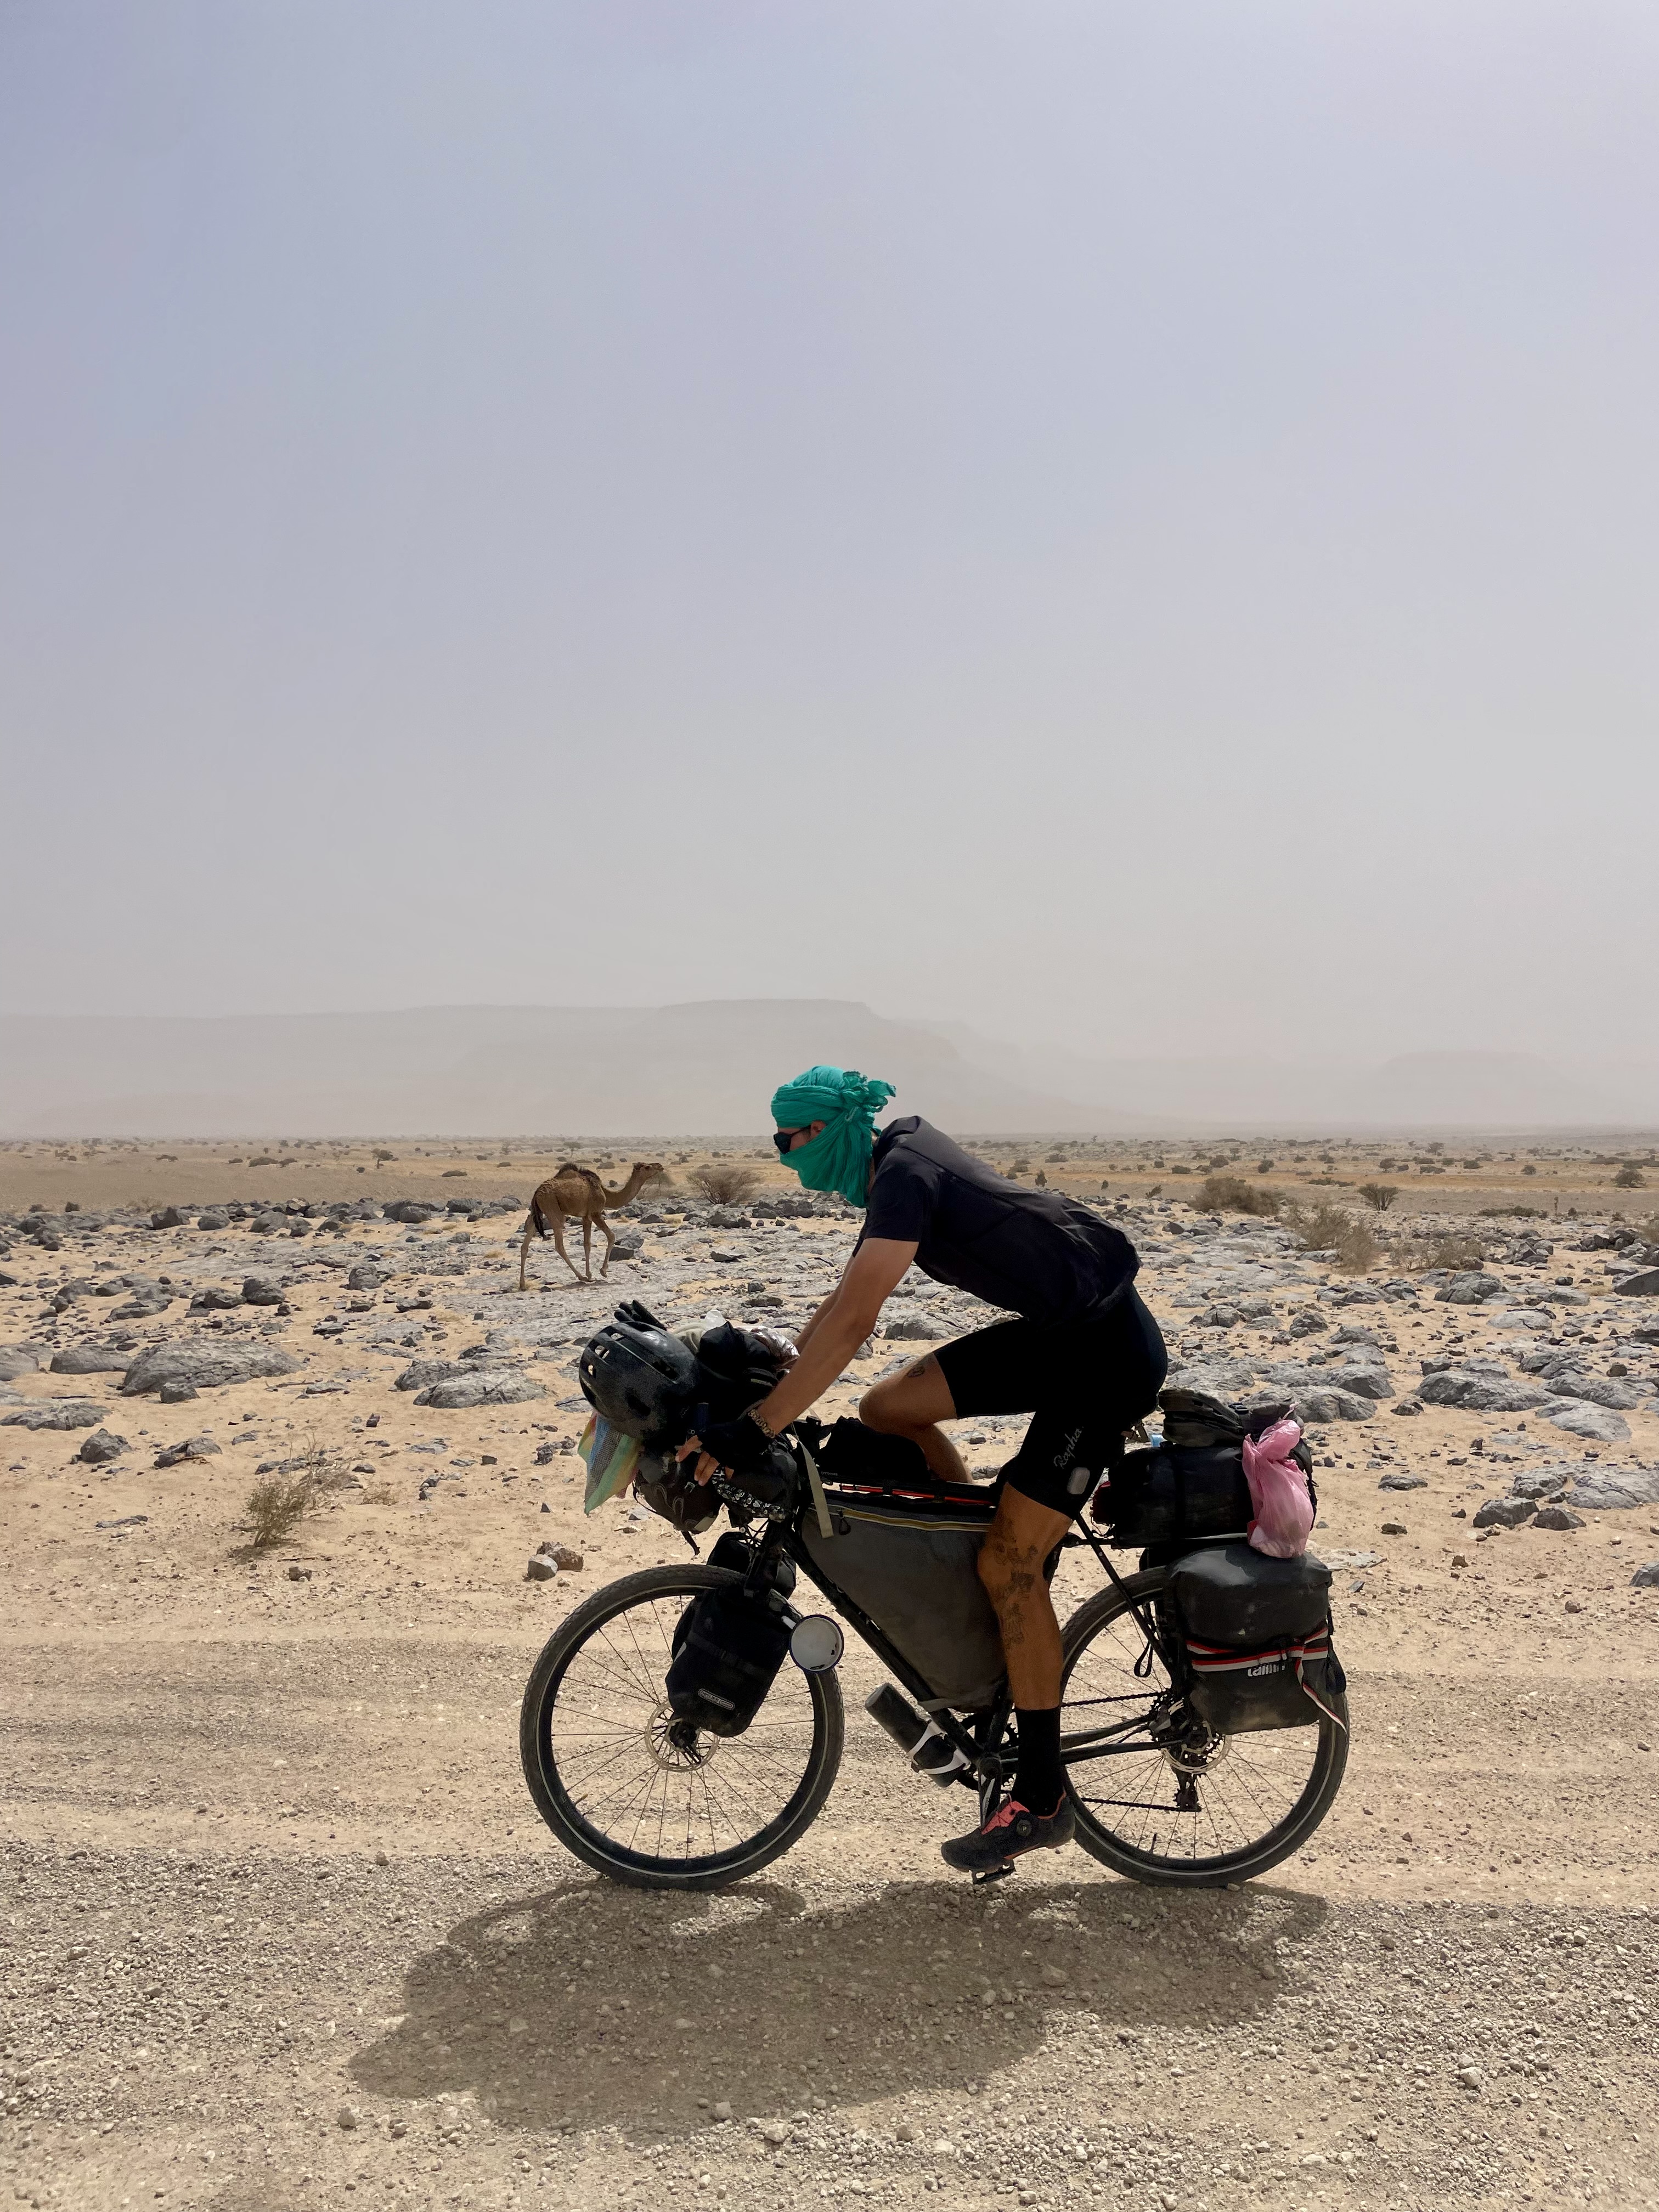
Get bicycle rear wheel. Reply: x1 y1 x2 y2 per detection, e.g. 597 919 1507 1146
520 1563 844 1891
1059 1567 1348 1886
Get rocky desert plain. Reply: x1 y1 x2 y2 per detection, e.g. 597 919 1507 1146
3 1129 1658 2212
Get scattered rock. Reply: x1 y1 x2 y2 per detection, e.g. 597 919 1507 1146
1378 1472 1426 1490
1473 1497 1536 1529
539 1541 584 1571
534 1441 557 1465
1435 1272 1506 1305
1571 1466 1659 1510
149 1206 190 1229
1 1399 108 1430
286 1564 312 1581
383 1201 440 1223
393 1359 466 1393
155 1435 223 1466
337 2105 360 2131
1613 1267 1659 1298
49 1343 128 1374
417 1370 546 1409
0 1345 44 1381
1631 1561 1659 1588
347 1265 387 1291
525 1553 559 1582
1296 1387 1376 1424
1288 1310 1328 1338
122 1341 301 1395
242 1276 284 1306
77 1429 129 1463
189 1285 244 1313
1391 1398 1424 1417
195 1209 230 1231
1419 1370 1553 1414
1544 1401 1631 1443
1380 1520 1408 1536
1511 1468 1572 1500
1542 1372 1642 1410
1532 1504 1585 1532
158 1378 199 1403
883 1308 951 1341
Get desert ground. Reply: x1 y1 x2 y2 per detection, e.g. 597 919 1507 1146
3 1132 1659 2212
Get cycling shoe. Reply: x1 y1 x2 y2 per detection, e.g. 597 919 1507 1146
940 1795 1074 1875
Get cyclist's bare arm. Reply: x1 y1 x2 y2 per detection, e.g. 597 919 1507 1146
679 1239 917 1481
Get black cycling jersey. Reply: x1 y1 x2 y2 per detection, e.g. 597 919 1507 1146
858 1116 1138 1325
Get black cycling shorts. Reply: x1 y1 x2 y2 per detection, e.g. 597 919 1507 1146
932 1285 1167 1519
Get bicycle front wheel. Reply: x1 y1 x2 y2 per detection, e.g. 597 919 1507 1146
519 1563 844 1891
1059 1568 1348 1887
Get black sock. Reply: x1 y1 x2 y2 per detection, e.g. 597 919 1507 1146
1013 1707 1063 1814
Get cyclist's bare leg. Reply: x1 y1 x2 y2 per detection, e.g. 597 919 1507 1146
977 1485 1070 1708
858 1353 969 1485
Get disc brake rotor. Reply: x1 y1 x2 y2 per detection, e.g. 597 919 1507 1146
648 1697 718 1772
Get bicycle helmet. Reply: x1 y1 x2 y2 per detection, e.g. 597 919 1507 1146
579 1301 701 1443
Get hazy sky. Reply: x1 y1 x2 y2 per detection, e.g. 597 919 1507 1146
3 1 1656 1065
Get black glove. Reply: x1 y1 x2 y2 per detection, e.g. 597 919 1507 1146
695 1411 775 1479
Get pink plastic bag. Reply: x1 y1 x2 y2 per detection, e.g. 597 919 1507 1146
1241 1418 1314 1559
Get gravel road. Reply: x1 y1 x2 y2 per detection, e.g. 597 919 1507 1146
4 1175 1659 2211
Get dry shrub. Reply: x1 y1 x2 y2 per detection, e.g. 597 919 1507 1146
1393 1232 1488 1271
690 1163 761 1204
240 1438 349 1547
1284 1201 1379 1274
1197 1173 1280 1217
1425 1234 1488 1270
243 1468 318 1549
1357 1182 1398 1213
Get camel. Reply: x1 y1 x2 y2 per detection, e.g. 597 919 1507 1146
517 1161 664 1288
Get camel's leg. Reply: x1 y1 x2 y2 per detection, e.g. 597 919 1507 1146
517 1213 536 1293
597 1213 616 1279
580 1216 595 1282
550 1209 584 1285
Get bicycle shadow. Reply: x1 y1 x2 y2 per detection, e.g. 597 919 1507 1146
352 1871 1328 2141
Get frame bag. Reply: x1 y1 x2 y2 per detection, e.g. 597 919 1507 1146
800 1487 1006 1712
1171 1543 1345 1734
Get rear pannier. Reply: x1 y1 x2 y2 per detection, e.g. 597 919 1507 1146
1170 1543 1344 1734
1090 1387 1317 1551
1091 1442 1254 1549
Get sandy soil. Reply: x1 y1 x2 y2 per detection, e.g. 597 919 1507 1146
3 1144 1658 2212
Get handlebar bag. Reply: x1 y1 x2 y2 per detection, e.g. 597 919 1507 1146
800 1486 1006 1711
1170 1543 1342 1733
664 1583 795 1738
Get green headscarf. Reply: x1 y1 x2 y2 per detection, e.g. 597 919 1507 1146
771 1065 897 1209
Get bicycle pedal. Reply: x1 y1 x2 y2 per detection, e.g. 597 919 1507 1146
972 1861 1017 1887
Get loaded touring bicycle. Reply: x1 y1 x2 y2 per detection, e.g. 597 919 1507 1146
520 1304 1350 1892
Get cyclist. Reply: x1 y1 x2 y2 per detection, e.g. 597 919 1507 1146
679 1064 1166 1875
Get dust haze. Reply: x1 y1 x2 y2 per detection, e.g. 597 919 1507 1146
2 2 1656 1093
4 11 1659 2212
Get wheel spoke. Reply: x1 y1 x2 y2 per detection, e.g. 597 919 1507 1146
528 1569 837 1878
1060 1576 1345 1879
